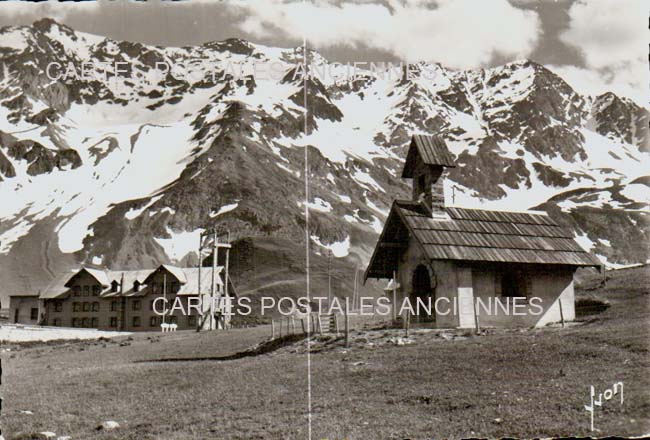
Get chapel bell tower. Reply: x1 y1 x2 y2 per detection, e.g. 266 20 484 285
401 135 456 216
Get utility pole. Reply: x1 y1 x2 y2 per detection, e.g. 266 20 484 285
392 270 397 322
327 249 332 307
210 230 218 331
119 273 125 331
224 231 230 330
162 273 167 326
352 264 359 311
197 233 202 332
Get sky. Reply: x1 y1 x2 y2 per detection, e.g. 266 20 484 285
0 0 647 105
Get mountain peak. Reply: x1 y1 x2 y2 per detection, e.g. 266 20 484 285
33 17 59 31
32 17 78 38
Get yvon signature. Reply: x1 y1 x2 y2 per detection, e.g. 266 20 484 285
584 381 624 431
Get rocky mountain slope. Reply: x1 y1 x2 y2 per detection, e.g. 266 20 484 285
0 19 648 304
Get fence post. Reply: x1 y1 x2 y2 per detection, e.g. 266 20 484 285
404 312 410 338
559 297 565 328
344 306 349 347
301 318 306 335
473 298 480 335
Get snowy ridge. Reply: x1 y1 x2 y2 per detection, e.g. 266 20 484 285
0 19 648 298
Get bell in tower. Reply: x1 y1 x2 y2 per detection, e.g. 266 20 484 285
401 135 456 217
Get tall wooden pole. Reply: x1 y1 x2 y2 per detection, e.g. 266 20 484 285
210 230 218 331
392 270 397 322
162 273 167 326
224 232 230 330
404 311 410 337
119 273 125 331
352 266 358 312
327 249 332 306
197 233 202 331
344 302 349 347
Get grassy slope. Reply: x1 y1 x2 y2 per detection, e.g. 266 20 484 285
1 267 648 439
223 236 385 317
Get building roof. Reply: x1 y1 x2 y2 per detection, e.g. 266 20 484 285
161 264 188 284
141 266 224 295
38 265 230 300
42 270 78 299
402 135 456 178
365 200 602 280
63 267 111 288
101 270 152 297
175 267 232 296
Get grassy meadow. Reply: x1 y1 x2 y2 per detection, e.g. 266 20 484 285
1 266 648 439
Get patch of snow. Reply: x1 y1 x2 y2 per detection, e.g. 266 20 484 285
299 197 332 213
124 195 164 220
0 325 130 342
621 183 650 207
337 194 352 203
310 235 350 258
366 197 388 216
276 162 299 177
154 227 204 262
209 202 239 218
0 28 31 50
598 238 612 247
574 232 595 252
0 119 199 254
352 169 384 193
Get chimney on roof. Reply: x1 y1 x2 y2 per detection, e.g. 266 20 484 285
401 135 456 216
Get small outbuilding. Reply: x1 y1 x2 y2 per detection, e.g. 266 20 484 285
365 135 601 328
9 293 41 325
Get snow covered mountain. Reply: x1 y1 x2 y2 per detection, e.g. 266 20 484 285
0 19 648 302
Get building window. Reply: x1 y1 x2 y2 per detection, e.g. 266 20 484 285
83 286 90 296
132 300 141 311
72 318 80 327
91 317 98 328
150 316 158 327
73 302 80 312
111 280 119 293
499 271 532 299
54 301 63 312
188 315 197 327
133 281 140 292
30 308 38 320
92 285 101 296
73 286 81 296
81 317 89 327
82 302 90 312
52 318 61 326
110 300 118 312
110 317 118 328
417 174 426 195
92 302 100 312
133 316 141 327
